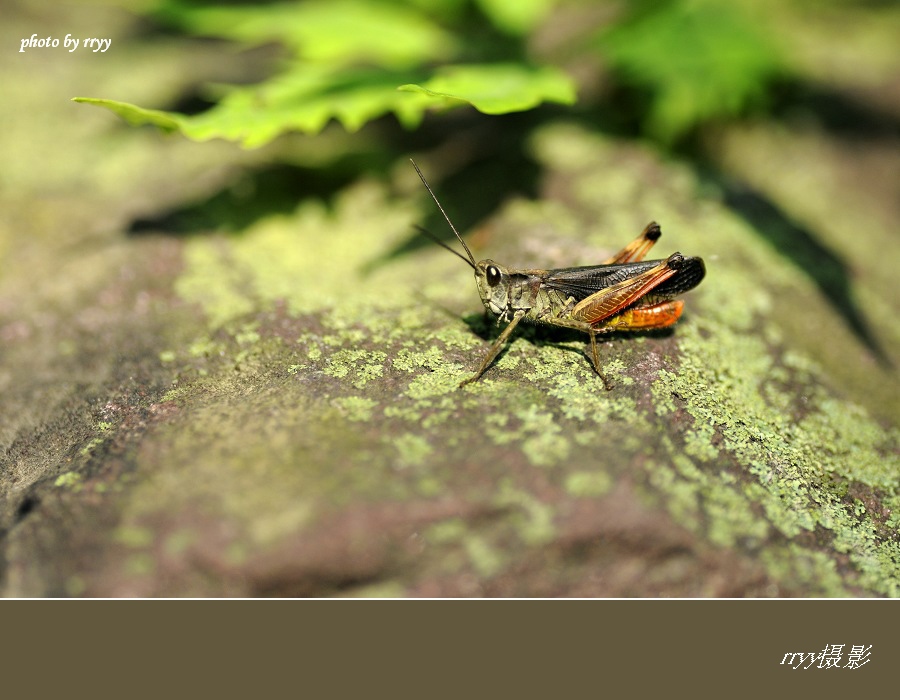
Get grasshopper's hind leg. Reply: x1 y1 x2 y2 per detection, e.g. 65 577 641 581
603 222 662 264
601 300 684 331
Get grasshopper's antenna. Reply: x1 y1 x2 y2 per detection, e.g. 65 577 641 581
410 159 478 268
414 225 475 269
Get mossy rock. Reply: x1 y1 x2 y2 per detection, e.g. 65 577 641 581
1 4 897 597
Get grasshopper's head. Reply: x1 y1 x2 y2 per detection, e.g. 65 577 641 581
474 260 510 317
412 160 510 315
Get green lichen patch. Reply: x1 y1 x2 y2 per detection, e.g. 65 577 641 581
332 396 378 422
173 178 452 329
54 472 84 490
391 433 434 468
565 471 613 498
323 349 387 388
649 312 900 596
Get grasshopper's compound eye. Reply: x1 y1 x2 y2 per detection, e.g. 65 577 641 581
486 265 501 287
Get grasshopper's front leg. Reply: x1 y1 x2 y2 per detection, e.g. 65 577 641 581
460 309 526 387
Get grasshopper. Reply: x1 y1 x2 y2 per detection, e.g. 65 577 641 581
411 160 705 389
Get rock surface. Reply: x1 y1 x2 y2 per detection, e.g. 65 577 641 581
2 3 898 597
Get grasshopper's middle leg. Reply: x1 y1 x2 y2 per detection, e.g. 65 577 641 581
460 309 526 387
541 314 614 390
588 328 612 391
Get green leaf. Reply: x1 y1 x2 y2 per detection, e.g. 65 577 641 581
398 63 577 114
474 0 558 35
71 97 184 132
155 0 457 68
74 4 576 145
75 65 438 147
597 0 784 141
76 61 576 146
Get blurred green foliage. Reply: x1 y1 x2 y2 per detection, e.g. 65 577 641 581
74 0 786 147
597 0 784 142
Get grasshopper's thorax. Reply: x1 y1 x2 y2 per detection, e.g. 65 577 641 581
474 260 545 322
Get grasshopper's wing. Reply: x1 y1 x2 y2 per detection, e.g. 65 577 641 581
602 222 661 264
571 253 684 325
543 259 661 302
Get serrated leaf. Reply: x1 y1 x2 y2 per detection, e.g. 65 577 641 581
398 63 577 114
77 61 576 146
155 0 457 68
75 66 437 148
